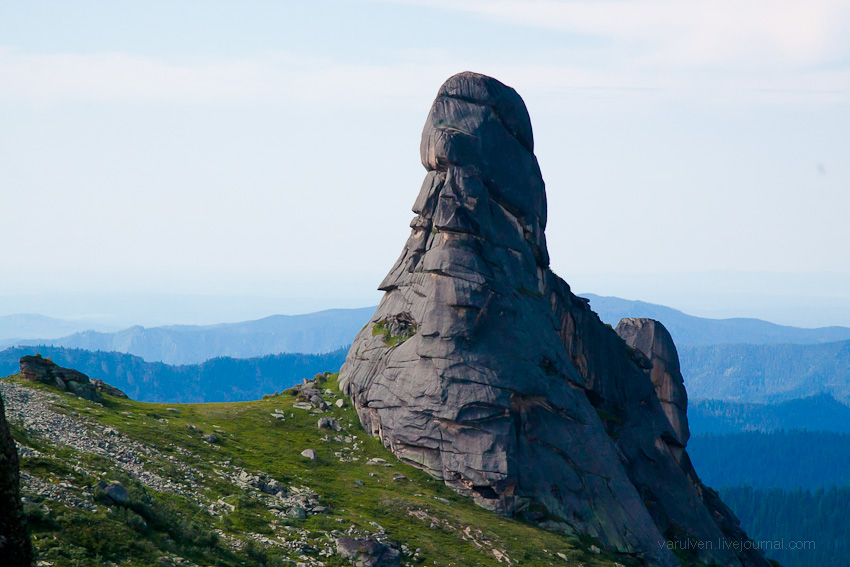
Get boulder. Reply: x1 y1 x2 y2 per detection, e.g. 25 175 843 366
104 482 130 505
339 72 770 567
0 389 34 567
336 536 401 567
318 417 342 431
301 449 317 461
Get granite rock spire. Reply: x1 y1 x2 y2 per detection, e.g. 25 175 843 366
340 72 769 567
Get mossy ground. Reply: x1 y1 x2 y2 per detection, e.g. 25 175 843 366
4 372 642 567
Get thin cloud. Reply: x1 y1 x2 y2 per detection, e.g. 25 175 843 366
0 45 846 108
382 0 850 69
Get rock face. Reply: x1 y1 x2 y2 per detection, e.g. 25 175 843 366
615 318 689 447
19 355 126 402
0 388 34 566
340 72 770 567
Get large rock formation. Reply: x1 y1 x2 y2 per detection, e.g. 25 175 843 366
0 388 34 566
340 72 769 567
19 355 126 402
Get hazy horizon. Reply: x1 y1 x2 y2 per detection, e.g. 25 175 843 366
2 269 850 330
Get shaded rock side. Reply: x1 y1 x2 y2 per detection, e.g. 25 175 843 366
613 317 767 567
19 355 126 402
0 388 34 566
615 318 689 447
339 72 769 567
544 283 769 567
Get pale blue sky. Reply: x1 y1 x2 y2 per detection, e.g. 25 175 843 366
2 1 849 326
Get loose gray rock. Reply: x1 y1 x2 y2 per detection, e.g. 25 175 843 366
204 433 218 443
301 449 317 461
338 71 770 567
286 506 306 519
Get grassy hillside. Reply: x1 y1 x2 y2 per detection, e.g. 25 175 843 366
0 346 347 403
2 371 636 567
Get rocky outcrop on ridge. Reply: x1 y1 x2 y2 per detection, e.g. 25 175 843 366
0 386 34 567
340 72 769 567
19 354 126 402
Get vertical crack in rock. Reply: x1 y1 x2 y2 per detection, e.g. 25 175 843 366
340 72 770 567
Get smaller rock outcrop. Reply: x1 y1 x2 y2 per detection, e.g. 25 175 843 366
19 355 127 402
0 389 34 567
91 379 128 399
615 318 689 447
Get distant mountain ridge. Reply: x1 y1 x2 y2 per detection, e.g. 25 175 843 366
581 293 850 346
0 346 346 403
6 307 374 365
681 339 850 404
7 297 850 366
